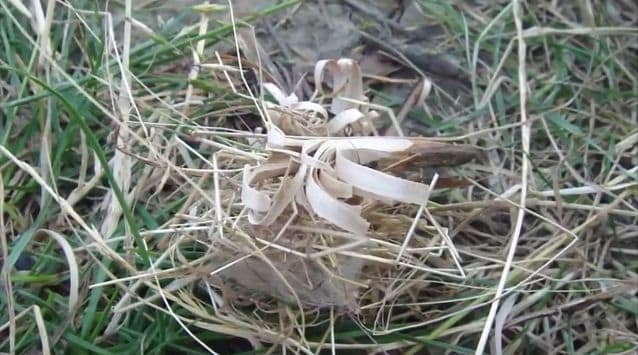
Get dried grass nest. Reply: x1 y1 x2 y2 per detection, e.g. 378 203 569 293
194 58 478 309
110 57 570 347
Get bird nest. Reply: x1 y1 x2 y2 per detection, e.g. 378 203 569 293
106 57 494 348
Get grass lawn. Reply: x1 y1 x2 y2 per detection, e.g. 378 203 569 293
1 1 636 354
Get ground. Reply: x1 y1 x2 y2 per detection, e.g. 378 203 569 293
0 1 637 354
